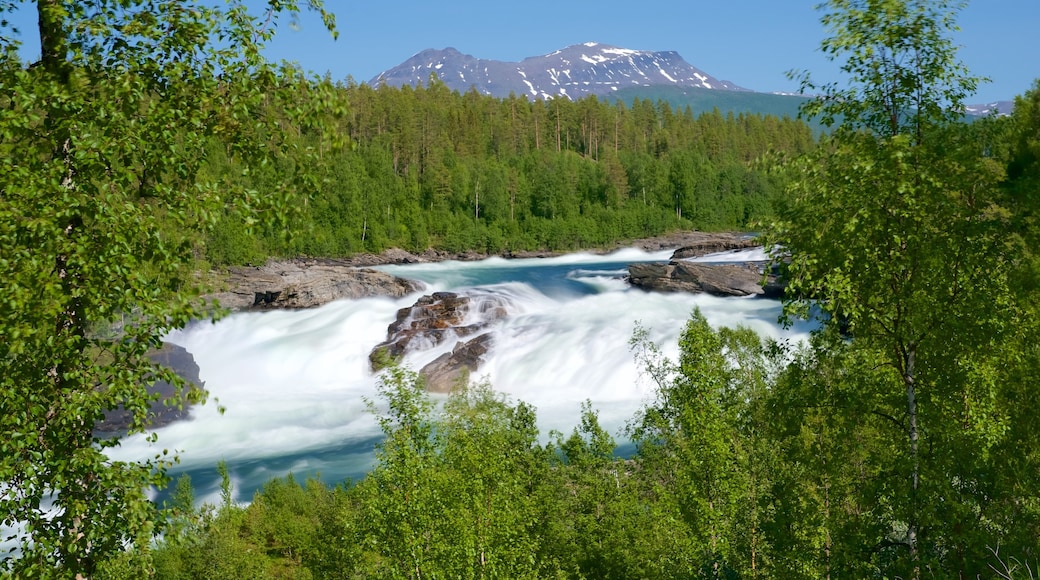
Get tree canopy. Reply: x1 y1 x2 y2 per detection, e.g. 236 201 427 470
0 1 341 576
3 0 1040 578
769 0 1027 577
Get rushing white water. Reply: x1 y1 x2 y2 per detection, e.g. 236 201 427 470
107 247 811 503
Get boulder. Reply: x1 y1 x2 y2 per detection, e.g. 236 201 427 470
95 342 202 435
207 261 424 311
761 263 788 299
628 261 768 296
420 333 495 393
369 291 509 372
619 230 757 255
668 235 759 260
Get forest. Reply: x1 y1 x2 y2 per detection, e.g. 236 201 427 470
201 78 814 265
2 0 1040 578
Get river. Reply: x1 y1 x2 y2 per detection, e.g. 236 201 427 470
108 247 813 505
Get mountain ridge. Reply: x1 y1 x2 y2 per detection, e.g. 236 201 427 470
371 42 746 100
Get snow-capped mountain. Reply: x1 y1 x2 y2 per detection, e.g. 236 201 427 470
964 100 1014 117
370 42 747 100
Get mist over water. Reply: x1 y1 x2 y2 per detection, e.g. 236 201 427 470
108 247 811 503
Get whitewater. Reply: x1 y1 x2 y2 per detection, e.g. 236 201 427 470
107 246 813 504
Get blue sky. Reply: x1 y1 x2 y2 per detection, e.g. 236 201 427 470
6 1 1038 103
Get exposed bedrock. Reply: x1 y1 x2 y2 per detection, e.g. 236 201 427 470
206 260 424 311
666 233 759 259
628 261 782 297
420 333 496 393
369 291 510 390
95 342 203 435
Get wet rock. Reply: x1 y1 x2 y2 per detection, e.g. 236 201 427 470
206 261 423 311
619 230 757 254
761 263 788 299
95 342 203 435
628 261 769 296
668 234 759 260
369 291 509 372
420 333 495 393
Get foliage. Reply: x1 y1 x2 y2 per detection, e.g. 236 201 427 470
629 313 779 578
0 0 342 575
202 81 816 262
5 0 1038 577
767 0 1030 577
1008 80 1040 183
1006 80 1040 251
134 294 1040 578
352 371 549 579
791 0 982 138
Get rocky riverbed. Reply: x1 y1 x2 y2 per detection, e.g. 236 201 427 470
171 231 775 400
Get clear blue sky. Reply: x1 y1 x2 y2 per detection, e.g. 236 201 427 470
6 1 1037 103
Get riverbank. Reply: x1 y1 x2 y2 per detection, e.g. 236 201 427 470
340 230 758 266
205 231 760 311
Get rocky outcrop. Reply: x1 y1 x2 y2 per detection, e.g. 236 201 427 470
347 248 427 266
95 342 202 434
760 264 787 299
370 292 509 391
623 231 758 255
628 261 771 296
207 260 424 311
669 234 759 260
370 291 508 368
420 333 495 393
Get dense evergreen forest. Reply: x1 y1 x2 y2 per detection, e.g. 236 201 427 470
5 0 1040 578
203 79 815 264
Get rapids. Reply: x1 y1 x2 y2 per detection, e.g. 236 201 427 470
107 247 812 504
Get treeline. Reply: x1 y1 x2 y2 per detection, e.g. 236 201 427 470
203 80 815 264
92 310 1040 579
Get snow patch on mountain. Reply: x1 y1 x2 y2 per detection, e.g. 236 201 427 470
964 101 1014 117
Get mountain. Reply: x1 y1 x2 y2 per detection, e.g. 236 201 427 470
370 42 747 100
964 100 1014 117
370 43 1013 124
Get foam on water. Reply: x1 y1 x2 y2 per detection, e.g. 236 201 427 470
689 247 772 262
106 248 809 501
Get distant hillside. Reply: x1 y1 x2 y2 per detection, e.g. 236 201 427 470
609 85 810 119
608 86 1012 131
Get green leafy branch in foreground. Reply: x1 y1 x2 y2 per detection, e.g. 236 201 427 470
0 1 345 576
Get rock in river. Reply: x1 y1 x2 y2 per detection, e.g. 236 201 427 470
95 342 203 435
628 261 768 296
420 333 495 393
207 259 424 311
369 291 510 390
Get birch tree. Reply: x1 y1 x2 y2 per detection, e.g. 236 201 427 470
0 1 341 575
769 1 1018 576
